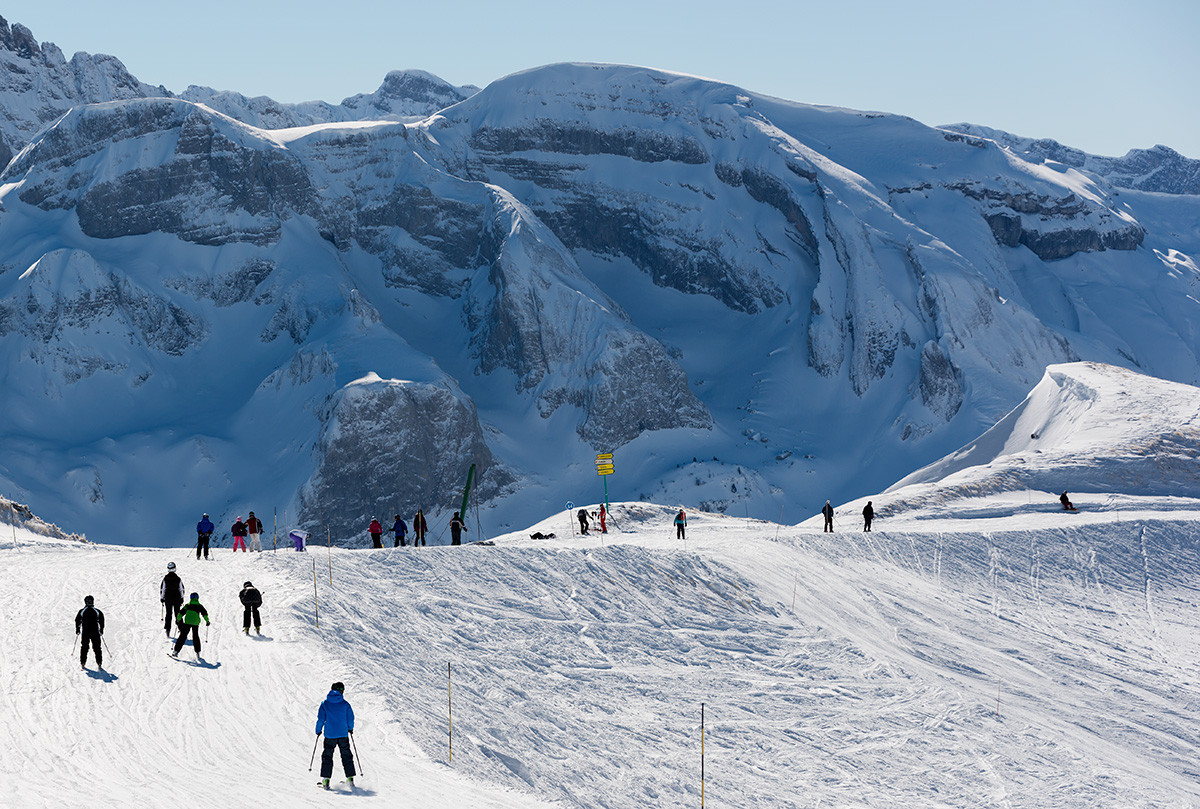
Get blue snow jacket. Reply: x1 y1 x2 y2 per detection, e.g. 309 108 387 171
393 519 407 539
197 517 214 535
316 690 355 738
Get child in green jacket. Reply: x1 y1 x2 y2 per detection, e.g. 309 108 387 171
171 592 211 657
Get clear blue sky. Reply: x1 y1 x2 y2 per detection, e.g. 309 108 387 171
5 0 1197 157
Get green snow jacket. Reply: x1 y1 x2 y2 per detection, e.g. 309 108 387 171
178 597 210 627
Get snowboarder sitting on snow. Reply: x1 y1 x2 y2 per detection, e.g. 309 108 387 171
530 531 556 540
196 513 214 560
822 500 834 532
232 516 248 552
862 501 875 532
239 581 262 635
316 681 356 789
449 511 467 545
246 511 263 552
161 561 185 636
368 517 383 549
172 592 210 658
76 595 105 670
392 515 408 547
1060 492 1076 511
674 509 687 539
577 509 590 535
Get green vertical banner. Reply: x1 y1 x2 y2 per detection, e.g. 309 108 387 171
459 463 476 517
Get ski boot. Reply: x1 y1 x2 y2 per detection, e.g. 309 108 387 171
319 778 330 790
243 627 249 635
255 626 261 635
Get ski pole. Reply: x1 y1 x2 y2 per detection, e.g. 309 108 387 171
350 731 364 776
309 734 321 771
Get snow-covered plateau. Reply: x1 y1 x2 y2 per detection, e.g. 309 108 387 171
4 361 1200 807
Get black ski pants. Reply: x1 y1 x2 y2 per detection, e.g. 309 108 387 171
242 605 261 630
676 524 685 539
863 518 872 532
414 529 426 546
370 532 382 548
174 623 202 655
164 599 183 633
320 736 356 779
394 535 406 547
824 516 833 532
196 532 211 559
80 632 101 667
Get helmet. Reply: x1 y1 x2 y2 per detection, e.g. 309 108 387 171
243 581 253 588
202 513 209 518
189 592 199 600
84 595 94 605
167 562 176 571
248 511 255 516
331 681 345 693
236 516 242 521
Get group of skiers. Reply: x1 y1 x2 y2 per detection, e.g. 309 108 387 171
195 512 265 558
158 560 264 659
821 500 875 532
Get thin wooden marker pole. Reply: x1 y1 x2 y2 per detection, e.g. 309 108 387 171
996 679 1001 719
774 504 783 540
273 506 277 552
701 702 706 808
312 559 320 629
448 662 453 763
328 527 333 585
791 575 797 612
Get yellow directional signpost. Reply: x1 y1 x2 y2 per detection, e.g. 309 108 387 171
596 453 614 511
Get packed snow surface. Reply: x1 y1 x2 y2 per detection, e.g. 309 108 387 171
4 488 1200 807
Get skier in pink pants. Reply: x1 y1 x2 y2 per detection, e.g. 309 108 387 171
232 516 248 551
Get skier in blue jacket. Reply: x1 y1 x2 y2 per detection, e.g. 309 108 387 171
392 515 408 547
316 682 356 789
196 513 215 560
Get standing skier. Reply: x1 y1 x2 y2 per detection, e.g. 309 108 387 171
196 513 214 560
75 595 105 670
392 515 408 547
821 500 834 533
161 562 185 636
862 501 874 532
246 511 263 552
449 511 467 546
171 592 211 658
413 509 428 547
674 509 687 540
316 682 356 789
368 517 383 549
599 504 608 534
231 516 249 552
577 509 590 535
239 581 262 635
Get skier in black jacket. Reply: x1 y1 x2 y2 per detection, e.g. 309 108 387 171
862 501 875 532
161 562 185 636
821 500 834 532
449 512 467 546
75 595 105 670
239 581 262 635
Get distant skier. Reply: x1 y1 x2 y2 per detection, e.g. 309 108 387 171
196 513 214 560
161 562 185 636
674 509 687 540
1060 492 1076 511
171 592 211 658
862 501 874 532
75 595 105 670
413 509 428 547
368 517 383 549
239 581 262 635
316 682 356 790
232 516 248 552
599 504 608 534
577 509 590 535
392 515 408 547
449 511 467 546
822 500 834 532
246 511 263 552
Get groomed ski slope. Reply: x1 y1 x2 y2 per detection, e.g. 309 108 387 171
4 498 1200 808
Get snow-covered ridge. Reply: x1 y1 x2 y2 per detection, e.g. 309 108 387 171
880 361 1200 518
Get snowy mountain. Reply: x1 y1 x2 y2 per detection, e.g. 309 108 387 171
0 18 1198 545
6 362 1200 806
941 122 1200 195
